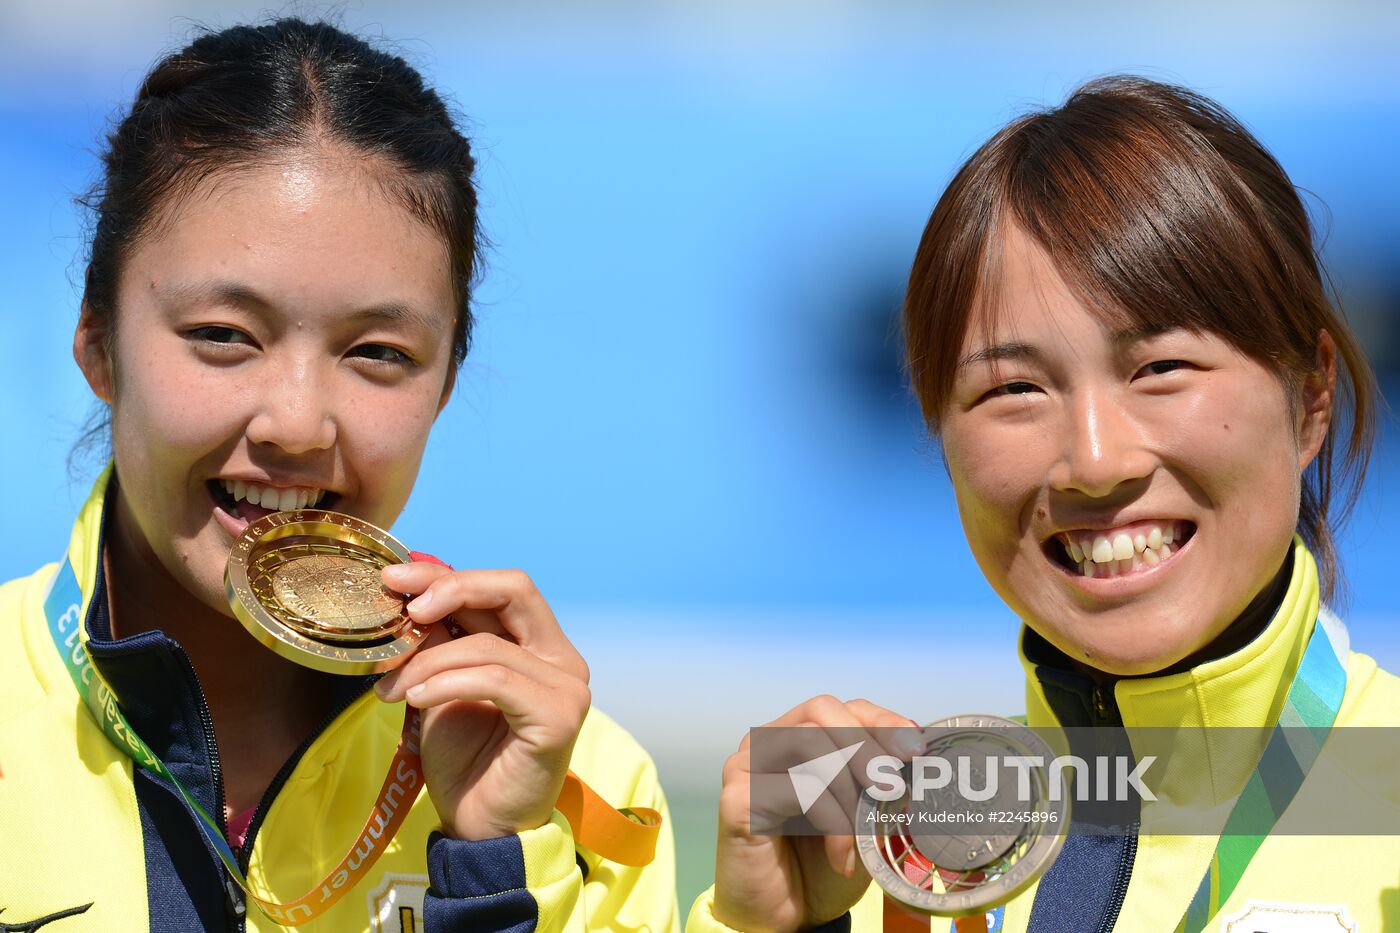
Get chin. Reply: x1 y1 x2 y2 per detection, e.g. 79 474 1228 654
1079 650 1183 678
175 537 240 617
1049 612 1203 677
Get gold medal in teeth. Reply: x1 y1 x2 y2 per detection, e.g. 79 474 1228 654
226 509 429 675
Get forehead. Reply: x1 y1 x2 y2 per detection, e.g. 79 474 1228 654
961 222 1131 354
120 150 454 323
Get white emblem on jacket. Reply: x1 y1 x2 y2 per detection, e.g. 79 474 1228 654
366 872 429 933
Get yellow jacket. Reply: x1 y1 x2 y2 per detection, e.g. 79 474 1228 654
0 471 679 932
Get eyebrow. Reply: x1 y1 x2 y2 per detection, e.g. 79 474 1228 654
956 323 1178 371
160 278 444 335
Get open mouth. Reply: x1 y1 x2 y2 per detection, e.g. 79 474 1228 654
1045 520 1197 579
207 479 340 527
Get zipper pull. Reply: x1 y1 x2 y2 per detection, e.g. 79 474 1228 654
1092 684 1114 721
224 873 247 923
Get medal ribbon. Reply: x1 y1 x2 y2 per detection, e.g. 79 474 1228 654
1174 605 1348 932
43 555 659 926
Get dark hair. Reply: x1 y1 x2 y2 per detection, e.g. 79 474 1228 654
902 75 1378 602
79 17 482 367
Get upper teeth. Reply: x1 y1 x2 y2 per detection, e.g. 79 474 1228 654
1060 521 1185 578
221 479 325 511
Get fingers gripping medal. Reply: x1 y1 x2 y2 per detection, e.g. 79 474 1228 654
855 715 1066 919
224 510 663 881
226 509 429 675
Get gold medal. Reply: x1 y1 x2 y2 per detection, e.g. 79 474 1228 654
225 510 429 675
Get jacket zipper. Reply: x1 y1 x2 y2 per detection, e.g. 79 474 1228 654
1096 819 1138 933
166 641 244 926
233 675 379 933
1088 681 1136 932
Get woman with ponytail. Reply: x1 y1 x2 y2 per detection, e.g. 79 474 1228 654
0 18 677 933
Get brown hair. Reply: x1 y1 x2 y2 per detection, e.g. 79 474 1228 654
902 75 1377 602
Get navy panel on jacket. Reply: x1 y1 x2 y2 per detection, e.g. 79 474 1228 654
1025 643 1138 933
426 831 538 933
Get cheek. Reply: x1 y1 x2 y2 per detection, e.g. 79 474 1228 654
944 442 1040 573
338 386 441 483
110 340 244 459
944 424 1046 528
1156 380 1302 514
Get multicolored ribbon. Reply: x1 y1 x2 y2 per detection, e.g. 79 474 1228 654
1176 606 1348 932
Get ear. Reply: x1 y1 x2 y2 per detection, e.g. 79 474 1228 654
74 302 115 404
1297 328 1337 471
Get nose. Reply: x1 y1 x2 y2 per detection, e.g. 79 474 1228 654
245 358 337 454
1048 388 1154 498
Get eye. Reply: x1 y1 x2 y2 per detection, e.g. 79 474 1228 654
1137 359 1189 378
188 325 254 346
981 381 1041 401
348 343 414 366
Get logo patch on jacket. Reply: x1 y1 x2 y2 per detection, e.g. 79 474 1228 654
366 873 427 933
1218 900 1356 932
0 903 92 932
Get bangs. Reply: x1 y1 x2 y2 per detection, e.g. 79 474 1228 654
959 204 1149 375
1003 103 1301 361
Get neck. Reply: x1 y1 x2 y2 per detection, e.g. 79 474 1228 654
103 482 342 813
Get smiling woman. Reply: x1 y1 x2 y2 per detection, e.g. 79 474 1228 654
934 221 1339 676
691 78 1398 933
0 18 676 933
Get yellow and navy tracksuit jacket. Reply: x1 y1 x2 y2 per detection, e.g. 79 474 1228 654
686 535 1399 932
0 473 679 932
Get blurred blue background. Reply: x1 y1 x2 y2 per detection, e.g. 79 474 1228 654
4 0 1398 906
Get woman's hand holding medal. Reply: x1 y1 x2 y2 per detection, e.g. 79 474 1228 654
713 695 920 932
373 561 591 842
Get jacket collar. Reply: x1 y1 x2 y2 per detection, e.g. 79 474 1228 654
60 464 110 635
24 464 111 700
1018 534 1323 730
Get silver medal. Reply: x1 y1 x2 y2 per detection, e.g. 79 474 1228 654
855 714 1067 918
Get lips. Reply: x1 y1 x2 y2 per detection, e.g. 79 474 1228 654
1046 520 1197 579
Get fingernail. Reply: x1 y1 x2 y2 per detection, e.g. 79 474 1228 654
407 590 433 614
374 672 399 699
382 563 407 580
405 683 425 702
843 849 856 877
893 727 925 758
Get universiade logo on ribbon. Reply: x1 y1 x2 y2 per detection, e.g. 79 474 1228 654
785 741 1158 816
